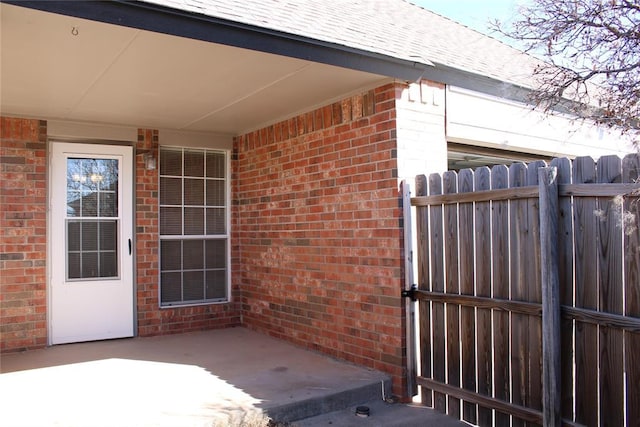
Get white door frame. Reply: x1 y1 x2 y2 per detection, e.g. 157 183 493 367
48 142 135 345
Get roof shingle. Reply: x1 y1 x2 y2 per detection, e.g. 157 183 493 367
142 0 543 89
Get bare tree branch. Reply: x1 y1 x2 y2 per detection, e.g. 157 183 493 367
493 0 640 142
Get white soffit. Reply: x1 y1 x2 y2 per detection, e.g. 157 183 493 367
0 4 388 135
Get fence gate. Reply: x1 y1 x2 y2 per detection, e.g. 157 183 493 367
404 155 640 427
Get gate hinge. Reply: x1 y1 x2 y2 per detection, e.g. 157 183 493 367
401 284 418 301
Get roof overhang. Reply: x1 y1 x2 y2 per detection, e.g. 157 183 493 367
1 1 536 135
0 2 402 135
6 0 432 81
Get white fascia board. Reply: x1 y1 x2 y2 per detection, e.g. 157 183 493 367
446 86 635 159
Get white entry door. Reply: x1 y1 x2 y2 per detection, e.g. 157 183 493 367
50 142 134 344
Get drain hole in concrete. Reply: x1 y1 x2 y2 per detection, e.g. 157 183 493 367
355 406 370 417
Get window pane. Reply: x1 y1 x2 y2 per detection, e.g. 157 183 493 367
184 208 204 235
81 193 98 217
183 240 204 270
160 207 182 235
206 270 226 299
81 221 98 251
67 191 81 217
206 180 225 206
160 178 182 205
206 152 225 178
67 158 119 218
68 221 80 251
184 179 204 205
205 240 226 269
100 221 117 251
68 253 81 279
100 252 117 277
183 271 204 301
161 240 182 271
161 272 182 303
82 253 99 278
206 208 226 234
184 151 204 177
99 192 117 217
67 219 118 280
160 150 182 176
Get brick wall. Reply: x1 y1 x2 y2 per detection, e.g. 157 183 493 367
136 129 241 336
233 83 408 396
0 82 422 395
0 117 47 352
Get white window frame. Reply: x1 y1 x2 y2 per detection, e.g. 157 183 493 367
158 146 231 307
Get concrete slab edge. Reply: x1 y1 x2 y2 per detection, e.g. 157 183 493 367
266 377 392 423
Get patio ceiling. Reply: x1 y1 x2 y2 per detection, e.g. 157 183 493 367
0 3 389 135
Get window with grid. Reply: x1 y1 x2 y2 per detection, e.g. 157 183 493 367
159 148 228 306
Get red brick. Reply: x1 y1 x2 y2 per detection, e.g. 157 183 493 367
233 83 409 397
0 117 47 352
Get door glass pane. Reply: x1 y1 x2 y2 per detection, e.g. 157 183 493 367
67 220 119 280
98 193 117 217
67 158 118 218
66 157 119 280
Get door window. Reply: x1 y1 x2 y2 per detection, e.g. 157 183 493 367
66 158 119 280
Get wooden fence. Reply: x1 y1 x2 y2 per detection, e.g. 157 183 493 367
409 154 640 426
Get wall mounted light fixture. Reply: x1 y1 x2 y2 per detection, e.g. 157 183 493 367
143 152 156 170
138 149 156 170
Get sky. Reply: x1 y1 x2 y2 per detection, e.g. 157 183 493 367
409 0 524 38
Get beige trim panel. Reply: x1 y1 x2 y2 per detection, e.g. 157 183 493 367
48 120 137 142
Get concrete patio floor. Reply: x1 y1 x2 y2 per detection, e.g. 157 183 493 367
0 327 466 427
0 327 391 426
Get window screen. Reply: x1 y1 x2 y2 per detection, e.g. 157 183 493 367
159 148 228 306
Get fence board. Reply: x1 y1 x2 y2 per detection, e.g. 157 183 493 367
443 171 461 419
526 162 545 425
491 165 511 427
551 157 575 422
509 162 528 427
539 166 561 427
622 154 640 426
458 168 478 425
429 173 447 413
572 157 599 426
415 174 433 407
475 167 493 426
597 155 624 426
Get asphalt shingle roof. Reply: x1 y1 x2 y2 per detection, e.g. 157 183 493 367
142 0 543 90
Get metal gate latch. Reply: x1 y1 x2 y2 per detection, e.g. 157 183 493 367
401 284 418 301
